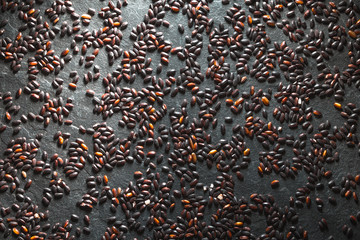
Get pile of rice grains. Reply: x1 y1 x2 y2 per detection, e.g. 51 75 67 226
0 0 360 239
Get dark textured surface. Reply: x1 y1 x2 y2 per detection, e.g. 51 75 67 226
0 0 360 239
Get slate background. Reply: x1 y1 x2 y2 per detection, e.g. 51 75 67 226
0 0 360 239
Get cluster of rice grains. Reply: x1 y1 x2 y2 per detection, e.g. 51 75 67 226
0 0 360 239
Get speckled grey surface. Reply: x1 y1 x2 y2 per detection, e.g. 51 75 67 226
0 0 360 239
